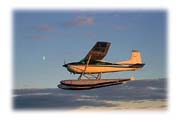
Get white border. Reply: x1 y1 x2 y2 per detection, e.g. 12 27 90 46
0 0 180 120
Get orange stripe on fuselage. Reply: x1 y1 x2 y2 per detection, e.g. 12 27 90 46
67 65 140 74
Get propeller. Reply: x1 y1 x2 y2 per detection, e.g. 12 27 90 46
63 59 68 67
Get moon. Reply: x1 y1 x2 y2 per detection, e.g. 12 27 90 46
43 56 46 61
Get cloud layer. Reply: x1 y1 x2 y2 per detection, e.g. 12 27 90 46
36 24 55 32
64 16 95 27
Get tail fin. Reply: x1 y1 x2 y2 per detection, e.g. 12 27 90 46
116 50 142 64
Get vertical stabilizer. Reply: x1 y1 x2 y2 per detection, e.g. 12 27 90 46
116 50 142 64
130 50 142 64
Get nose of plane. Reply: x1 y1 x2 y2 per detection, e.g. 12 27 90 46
63 64 68 67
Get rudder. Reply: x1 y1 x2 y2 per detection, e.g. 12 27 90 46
130 50 142 64
116 50 142 64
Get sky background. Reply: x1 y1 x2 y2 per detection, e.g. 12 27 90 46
14 10 167 89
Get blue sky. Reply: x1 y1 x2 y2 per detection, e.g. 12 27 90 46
14 10 167 89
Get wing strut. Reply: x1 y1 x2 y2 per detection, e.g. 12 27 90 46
78 55 92 80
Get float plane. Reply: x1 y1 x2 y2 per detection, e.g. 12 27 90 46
58 41 145 90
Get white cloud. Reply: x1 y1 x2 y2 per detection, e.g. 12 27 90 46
64 16 95 27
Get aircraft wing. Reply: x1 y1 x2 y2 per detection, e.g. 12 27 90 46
82 41 111 62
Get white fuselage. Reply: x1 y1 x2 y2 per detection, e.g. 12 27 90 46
64 50 144 74
67 64 141 74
